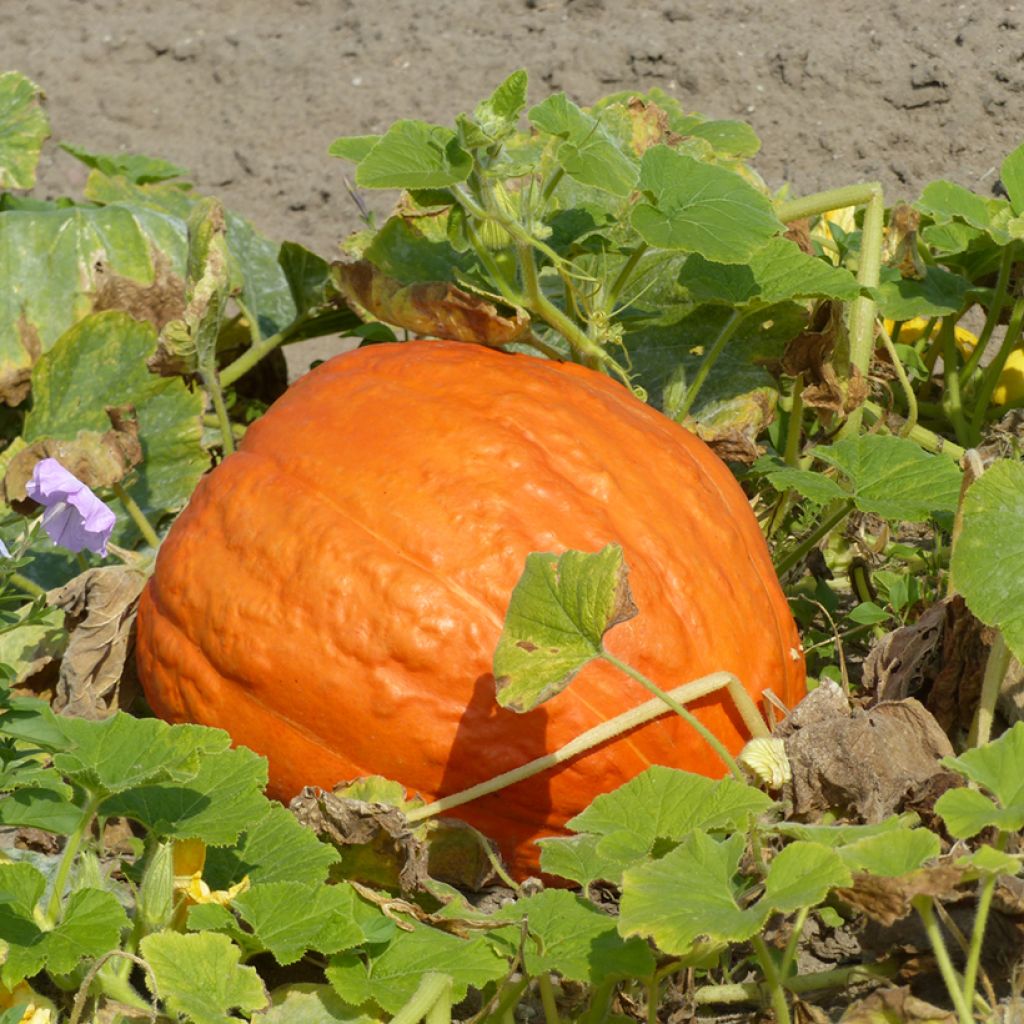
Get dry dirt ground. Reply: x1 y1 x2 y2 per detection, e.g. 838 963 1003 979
3 0 1024 374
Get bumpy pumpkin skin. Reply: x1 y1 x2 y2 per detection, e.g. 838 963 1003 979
136 340 804 875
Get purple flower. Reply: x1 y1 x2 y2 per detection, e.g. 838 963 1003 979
24 459 117 557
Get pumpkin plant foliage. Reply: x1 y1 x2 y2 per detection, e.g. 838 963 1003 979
1 65 1024 1024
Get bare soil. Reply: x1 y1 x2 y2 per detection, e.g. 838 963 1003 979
4 0 1024 372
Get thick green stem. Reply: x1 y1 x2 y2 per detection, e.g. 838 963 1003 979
600 652 746 779
970 294 1024 440
199 360 236 457
962 834 1006 1012
675 311 745 419
111 482 160 549
538 975 561 1024
391 973 453 1024
606 242 649 311
784 375 804 466
969 632 1013 748
775 183 883 224
219 311 313 387
751 935 791 1024
693 960 898 1005
913 895 974 1024
839 184 885 438
7 572 45 599
877 323 919 435
516 241 627 381
940 320 971 448
778 906 811 983
774 500 854 577
960 244 1014 386
44 794 102 927
405 671 740 822
861 400 966 460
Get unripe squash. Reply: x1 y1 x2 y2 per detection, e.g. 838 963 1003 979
136 340 804 875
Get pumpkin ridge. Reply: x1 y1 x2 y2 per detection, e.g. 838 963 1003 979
233 447 507 634
143 583 376 775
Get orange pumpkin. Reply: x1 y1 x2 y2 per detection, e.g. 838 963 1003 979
136 340 804 875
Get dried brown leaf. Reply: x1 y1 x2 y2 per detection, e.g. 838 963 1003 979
2 405 143 505
333 260 529 346
48 566 147 719
779 684 955 823
625 97 681 155
682 387 777 464
840 985 957 1024
290 785 495 894
92 249 186 329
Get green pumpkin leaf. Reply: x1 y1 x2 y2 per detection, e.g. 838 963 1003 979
632 146 782 262
328 136 382 163
1001 142 1024 215
754 459 848 506
261 984 379 1024
101 745 270 845
958 845 1023 876
140 930 268 1024
204 803 340 890
0 606 65 684
0 72 50 190
0 788 85 835
52 713 227 795
234 882 364 966
836 828 941 876
679 237 861 306
871 265 971 320
761 841 851 913
916 180 1006 236
0 205 185 402
537 832 622 889
0 865 127 987
327 925 506 1014
529 93 637 197
23 311 208 544
493 544 637 713
951 460 1024 662
936 722 1024 837
498 889 655 983
61 142 187 184
814 434 962 521
544 767 772 883
619 832 760 953
473 70 529 141
355 121 472 190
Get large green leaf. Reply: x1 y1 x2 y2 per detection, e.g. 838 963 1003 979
24 311 207 542
355 121 473 190
0 72 50 190
0 204 185 400
951 460 1024 662
528 93 637 197
493 545 636 712
632 146 782 262
872 265 970 320
141 931 268 1024
679 237 860 306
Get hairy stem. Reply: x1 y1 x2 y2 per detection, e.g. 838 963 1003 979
839 184 885 438
940 319 971 448
391 973 453 1024
877 324 919 435
44 793 102 927
913 895 974 1024
960 244 1015 386
861 400 966 460
405 671 741 822
774 500 854 577
970 294 1024 441
751 935 791 1024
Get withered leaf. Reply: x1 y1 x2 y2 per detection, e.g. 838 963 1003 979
840 985 957 1024
2 404 143 507
625 97 681 155
863 595 989 736
333 260 529 346
48 566 147 719
779 685 955 823
290 785 495 894
92 249 186 330
681 387 777 464
883 204 927 281
837 861 965 926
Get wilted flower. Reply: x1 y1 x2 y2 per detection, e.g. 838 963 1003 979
24 458 116 557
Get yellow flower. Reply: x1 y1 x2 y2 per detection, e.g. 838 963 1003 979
171 838 249 927
0 982 56 1023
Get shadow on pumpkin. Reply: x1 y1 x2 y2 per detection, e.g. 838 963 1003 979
436 671 552 870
